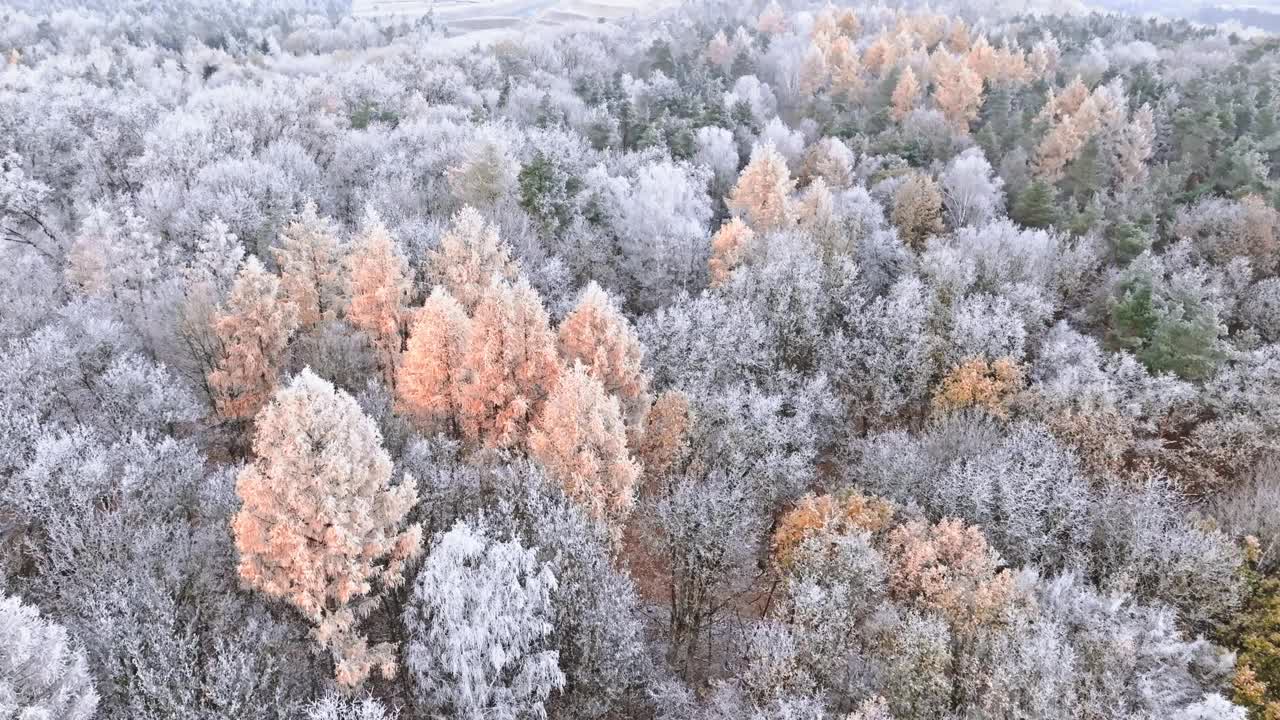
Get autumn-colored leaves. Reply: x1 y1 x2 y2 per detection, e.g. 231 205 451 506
217 203 658 690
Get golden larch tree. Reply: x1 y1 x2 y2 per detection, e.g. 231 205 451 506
529 362 640 533
636 389 691 493
557 281 650 430
931 50 985 132
231 369 423 690
272 201 345 329
708 217 755 288
347 211 412 385
208 256 299 421
397 287 471 435
727 142 796 234
1033 116 1087 183
891 66 921 121
827 36 866 100
932 357 1025 418
772 491 897 570
458 278 562 450
891 173 945 249
426 205 519 313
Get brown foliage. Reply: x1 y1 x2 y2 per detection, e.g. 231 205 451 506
932 357 1025 418
891 173 945 249
772 491 897 570
885 518 1014 631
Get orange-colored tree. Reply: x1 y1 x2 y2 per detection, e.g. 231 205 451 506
884 518 1014 631
557 281 650 429
636 390 691 492
891 66 921 121
208 256 299 421
772 491 897 570
891 173 945 249
1033 116 1087 183
930 51 984 132
931 357 1025 418
347 211 412 384
232 369 423 689
397 288 471 435
426 206 519 313
727 142 796 234
708 218 755 288
827 36 866 100
458 278 562 449
272 201 345 329
529 362 640 533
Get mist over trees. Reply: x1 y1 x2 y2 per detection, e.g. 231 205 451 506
1 0 1279 718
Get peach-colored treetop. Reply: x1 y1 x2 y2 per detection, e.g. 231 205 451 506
347 210 411 383
798 43 830 96
427 206 519 313
208 256 299 421
1033 115 1087 183
397 287 471 435
826 36 865 100
706 30 734 69
727 142 796 234
1040 76 1090 123
964 35 998 83
772 491 897 570
708 217 756 288
885 517 1014 632
231 369 423 689
930 50 984 132
529 362 640 532
636 389 691 492
272 200 345 329
756 0 786 35
891 66 921 121
458 278 562 450
557 281 650 428
945 19 971 53
862 33 898 77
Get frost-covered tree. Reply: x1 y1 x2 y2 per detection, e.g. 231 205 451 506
427 206 519 313
940 148 1004 227
232 369 423 689
403 520 564 720
0 590 98 720
273 201 346 330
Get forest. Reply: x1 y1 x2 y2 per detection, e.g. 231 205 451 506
1 0 1279 718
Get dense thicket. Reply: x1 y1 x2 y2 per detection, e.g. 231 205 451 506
1 1 1279 718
